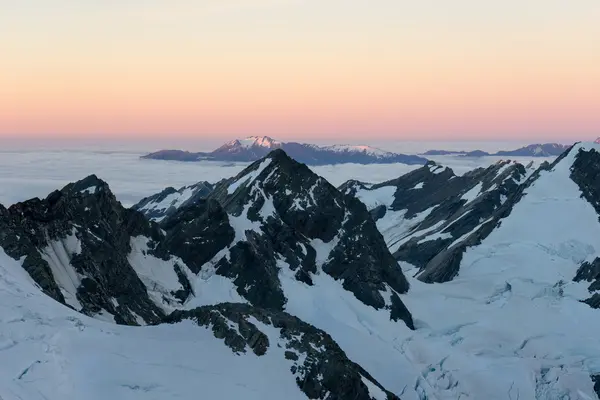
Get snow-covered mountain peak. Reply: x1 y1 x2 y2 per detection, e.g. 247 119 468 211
573 141 600 152
144 138 428 165
225 136 281 149
133 181 215 222
155 149 416 327
62 174 111 196
322 144 393 157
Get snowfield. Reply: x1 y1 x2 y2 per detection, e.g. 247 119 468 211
0 248 308 400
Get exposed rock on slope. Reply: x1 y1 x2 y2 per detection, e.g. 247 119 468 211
165 303 400 400
0 149 416 332
0 249 401 400
158 149 414 328
0 154 414 399
341 160 536 282
0 175 166 325
133 181 214 221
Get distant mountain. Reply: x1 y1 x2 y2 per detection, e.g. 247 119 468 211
422 149 466 156
132 181 216 222
495 143 570 156
142 136 428 166
423 143 571 157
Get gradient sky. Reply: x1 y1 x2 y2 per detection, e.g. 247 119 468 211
1 1 599 141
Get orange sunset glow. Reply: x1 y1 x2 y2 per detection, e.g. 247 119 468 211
1 1 599 141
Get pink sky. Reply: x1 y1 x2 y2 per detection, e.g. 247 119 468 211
1 1 599 141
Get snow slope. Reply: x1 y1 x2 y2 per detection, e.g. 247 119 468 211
394 143 600 398
321 144 395 158
0 248 316 400
329 144 600 399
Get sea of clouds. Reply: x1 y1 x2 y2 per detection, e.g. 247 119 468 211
0 139 554 208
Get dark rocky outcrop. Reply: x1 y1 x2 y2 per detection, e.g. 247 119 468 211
202 149 413 328
0 175 165 325
137 149 415 329
342 160 534 283
1 148 417 336
592 375 600 398
574 258 600 292
157 199 234 274
133 181 215 221
415 153 570 283
0 160 419 398
570 146 600 218
164 303 400 400
574 258 600 308
341 145 582 284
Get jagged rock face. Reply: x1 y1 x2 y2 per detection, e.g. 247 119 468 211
133 181 214 221
592 375 600 398
341 160 535 283
164 303 400 400
195 149 413 328
0 164 416 398
574 257 600 309
0 175 166 325
0 149 415 332
570 147 600 217
553 145 600 310
157 199 234 275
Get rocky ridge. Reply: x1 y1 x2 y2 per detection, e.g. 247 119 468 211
132 181 215 221
340 160 542 282
0 150 417 399
165 303 400 400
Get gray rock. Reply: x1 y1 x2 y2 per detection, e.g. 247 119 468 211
133 181 214 221
203 149 414 329
164 303 400 400
0 175 165 325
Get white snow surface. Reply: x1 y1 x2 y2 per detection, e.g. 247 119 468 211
39 229 83 310
321 144 394 157
136 186 196 222
399 143 600 399
127 236 194 312
228 136 281 149
353 185 396 210
0 247 307 400
276 143 600 399
361 376 388 400
350 184 438 253
460 182 483 203
227 158 272 194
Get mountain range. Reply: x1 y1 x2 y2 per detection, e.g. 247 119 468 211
141 136 428 165
423 142 571 157
3 143 600 398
